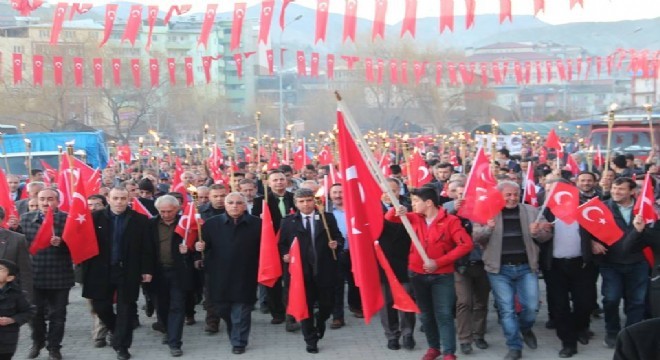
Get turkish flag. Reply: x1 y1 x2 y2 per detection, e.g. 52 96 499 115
373 0 387 40
149 58 159 87
202 56 213 83
343 0 358 43
39 160 56 186
435 62 443 85
12 53 22 85
501 61 509 79
310 52 320 77
570 0 584 9
365 58 374 83
606 55 613 76
0 169 19 229
53 56 63 86
99 4 119 47
62 176 99 264
296 51 306 76
164 4 192 24
69 3 92 20
634 173 659 224
29 207 54 255
266 49 274 75
315 0 330 44
546 182 579 224
458 147 500 224
478 62 488 86
166 58 176 85
231 2 246 51
534 0 545 15
595 57 602 78
546 60 553 82
184 57 194 86
389 60 399 84
413 61 426 85
577 197 623 246
279 0 294 29
523 162 538 207
175 203 199 250
258 199 282 287
565 154 580 176
327 54 335 80
198 4 218 49
576 57 583 79
337 109 384 324
11 0 44 16
566 59 573 81
459 62 470 84
131 197 153 219
408 149 431 188
130 59 141 88
448 62 458 85
465 0 476 29
535 61 542 83
439 0 454 33
73 57 84 87
341 55 360 70
449 150 460 168
556 59 566 81
268 151 280 170
544 129 563 150
121 5 142 46
92 58 103 88
33 55 43 86
208 144 224 168
259 0 275 44
145 5 159 49
401 0 417 38
116 145 131 164
376 58 384 84
524 61 532 84
49 2 68 45
293 140 311 171
492 62 502 84
401 60 409 84
317 145 334 166
584 57 592 80
593 145 604 168
111 58 121 86
379 153 392 177
286 238 309 321
234 53 244 79
85 168 101 197
500 0 512 23
513 61 523 84
374 242 420 313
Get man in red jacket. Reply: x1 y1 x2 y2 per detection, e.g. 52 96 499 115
386 186 473 360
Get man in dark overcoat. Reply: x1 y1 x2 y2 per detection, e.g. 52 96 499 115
278 188 343 354
81 187 154 360
197 192 261 355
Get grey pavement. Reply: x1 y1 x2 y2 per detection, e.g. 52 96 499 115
15 283 617 360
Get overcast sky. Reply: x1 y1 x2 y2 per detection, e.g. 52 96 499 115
61 0 659 25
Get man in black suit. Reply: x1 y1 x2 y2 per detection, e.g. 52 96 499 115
81 187 154 360
0 206 32 299
278 188 343 354
251 170 295 328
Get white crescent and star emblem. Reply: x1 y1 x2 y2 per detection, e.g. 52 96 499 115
75 63 82 69
235 9 244 18
55 62 62 68
582 206 605 224
131 9 140 17
35 61 42 67
133 64 139 70
206 9 215 18
553 191 572 205
298 56 304 62
114 63 120 69
149 9 157 17
319 2 328 11
107 10 116 20
186 63 192 68
418 166 429 180
347 0 356 9
263 6 272 16
95 64 101 70
13 59 21 66
151 64 157 70
476 187 488 201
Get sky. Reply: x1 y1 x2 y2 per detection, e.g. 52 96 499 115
47 0 660 25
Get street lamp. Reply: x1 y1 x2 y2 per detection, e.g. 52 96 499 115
279 14 303 140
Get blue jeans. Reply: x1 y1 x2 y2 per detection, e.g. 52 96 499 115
599 261 649 336
410 272 456 354
216 302 252 347
487 264 539 351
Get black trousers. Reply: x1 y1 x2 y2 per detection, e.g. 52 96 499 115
266 279 286 321
0 353 14 360
91 272 138 350
301 281 334 346
31 288 69 350
333 251 361 320
545 258 596 348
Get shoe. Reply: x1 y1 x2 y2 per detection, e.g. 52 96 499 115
577 330 589 345
306 343 319 354
48 349 62 360
204 323 219 333
559 347 577 358
232 347 245 355
185 316 196 325
591 308 603 319
94 339 107 348
349 307 364 318
169 347 183 357
442 355 457 360
152 322 166 334
132 317 140 329
27 343 44 359
603 334 617 349
145 301 154 317
521 329 538 349
503 349 522 360
270 317 285 325
402 335 415 350
474 338 489 349
285 320 301 332
387 339 400 350
115 348 131 360
460 343 473 354
422 348 441 360
316 320 326 339
545 319 556 329
330 318 345 329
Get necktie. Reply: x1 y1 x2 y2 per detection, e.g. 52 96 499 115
305 215 317 275
278 197 286 217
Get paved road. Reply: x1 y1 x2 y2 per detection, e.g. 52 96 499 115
14 283 617 360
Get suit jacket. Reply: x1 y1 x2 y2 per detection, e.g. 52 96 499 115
148 215 195 292
0 228 33 300
251 190 295 233
613 318 660 360
18 211 73 290
81 208 154 302
278 211 344 288
201 213 261 303
15 199 29 217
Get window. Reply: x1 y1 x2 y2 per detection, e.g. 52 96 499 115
64 31 74 39
38 30 49 38
13 45 24 53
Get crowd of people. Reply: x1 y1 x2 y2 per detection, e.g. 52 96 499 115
0 141 659 360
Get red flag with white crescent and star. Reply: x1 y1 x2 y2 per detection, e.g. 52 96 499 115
458 147 502 224
296 51 306 76
149 58 159 87
100 4 118 47
73 57 84 87
93 58 103 87
175 202 200 250
69 3 93 21
33 55 43 86
258 199 282 287
29 206 54 255
315 0 330 44
279 0 294 30
500 0 512 23
184 57 194 86
198 4 218 49
259 0 275 45
465 0 476 29
439 0 454 33
634 173 659 225
401 0 417 38
546 182 579 224
372 0 387 40
408 148 431 188
0 169 19 228
286 238 309 321
166 58 176 85
577 197 623 246
62 175 99 264
131 197 154 219
523 162 538 207
111 58 121 86
234 53 244 79
53 56 64 86
146 5 159 49
130 59 141 88
12 53 22 85
266 49 274 75
327 54 335 79
121 5 142 46
231 2 246 51
343 0 358 43
49 2 68 45
164 5 191 25
374 242 420 313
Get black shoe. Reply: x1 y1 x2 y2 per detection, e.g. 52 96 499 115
204 323 219 333
316 320 326 339
94 339 107 348
603 334 617 349
145 301 154 317
559 347 577 358
185 316 196 325
306 343 319 354
152 322 166 334
402 335 415 350
170 347 183 357
387 339 400 350
591 308 603 319
460 343 473 354
504 349 522 360
232 346 245 355
285 319 300 332
521 329 537 349
115 348 131 360
48 349 62 360
545 319 556 329
270 317 285 325
132 317 140 329
577 330 590 345
474 338 489 349
27 343 44 359
330 318 345 329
